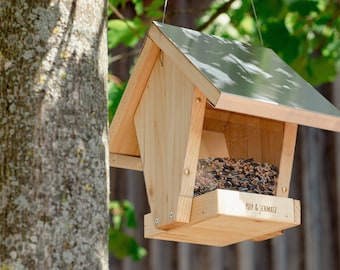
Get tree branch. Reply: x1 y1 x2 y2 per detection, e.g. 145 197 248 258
109 49 140 65
197 0 237 32
108 2 143 39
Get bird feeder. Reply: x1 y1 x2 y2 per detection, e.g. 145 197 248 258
109 22 340 246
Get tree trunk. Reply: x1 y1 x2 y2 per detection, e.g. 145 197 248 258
0 1 108 269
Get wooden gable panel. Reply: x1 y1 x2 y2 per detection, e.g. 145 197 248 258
134 53 206 228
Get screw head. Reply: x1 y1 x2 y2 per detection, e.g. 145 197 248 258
184 168 190 175
195 97 201 103
169 212 174 219
154 218 159 225
282 186 288 193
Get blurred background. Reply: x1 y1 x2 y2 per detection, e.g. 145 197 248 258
107 1 340 269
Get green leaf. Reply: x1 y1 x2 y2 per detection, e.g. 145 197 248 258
257 0 288 19
108 229 147 261
109 200 120 210
108 81 125 123
107 18 147 48
262 21 299 63
291 55 338 86
132 0 144 16
122 200 137 228
109 0 126 8
289 1 319 16
145 0 164 19
308 57 338 85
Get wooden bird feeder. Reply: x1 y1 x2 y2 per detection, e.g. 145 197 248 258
109 22 340 246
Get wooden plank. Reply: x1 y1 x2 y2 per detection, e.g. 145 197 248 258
224 112 284 166
237 242 255 270
276 123 298 197
199 130 229 158
300 127 323 270
134 54 204 229
216 93 340 132
109 37 160 156
109 153 142 171
251 230 283 241
145 190 300 246
177 88 206 225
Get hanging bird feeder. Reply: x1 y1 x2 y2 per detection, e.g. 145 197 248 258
109 22 340 246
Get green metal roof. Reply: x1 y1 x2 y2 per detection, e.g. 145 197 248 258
152 21 340 132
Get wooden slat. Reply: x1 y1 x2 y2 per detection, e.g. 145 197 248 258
109 37 160 156
199 130 229 158
176 88 206 224
109 153 142 171
216 93 340 132
276 123 298 197
251 230 283 242
224 112 285 166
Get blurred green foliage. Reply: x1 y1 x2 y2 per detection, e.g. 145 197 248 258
107 0 163 50
108 200 147 261
108 80 125 123
198 0 340 86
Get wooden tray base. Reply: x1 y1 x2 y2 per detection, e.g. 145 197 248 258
145 189 300 246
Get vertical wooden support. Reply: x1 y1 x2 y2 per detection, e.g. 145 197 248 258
177 88 206 226
134 53 206 229
276 122 298 197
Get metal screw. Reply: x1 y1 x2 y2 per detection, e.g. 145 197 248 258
195 97 201 103
154 218 159 225
184 168 190 175
282 186 288 193
169 212 174 219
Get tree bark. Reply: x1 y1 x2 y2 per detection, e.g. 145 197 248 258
0 1 108 269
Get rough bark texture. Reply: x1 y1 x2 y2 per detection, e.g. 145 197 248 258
0 1 108 269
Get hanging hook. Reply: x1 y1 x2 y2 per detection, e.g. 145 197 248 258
250 0 264 47
162 0 169 24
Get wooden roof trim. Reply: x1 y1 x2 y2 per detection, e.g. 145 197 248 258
215 93 340 132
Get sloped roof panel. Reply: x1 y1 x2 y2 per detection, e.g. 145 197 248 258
153 21 340 131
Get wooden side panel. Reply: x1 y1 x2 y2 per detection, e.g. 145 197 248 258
224 113 285 167
134 54 205 229
109 37 160 157
276 123 298 197
199 130 229 158
202 106 286 167
203 104 231 133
